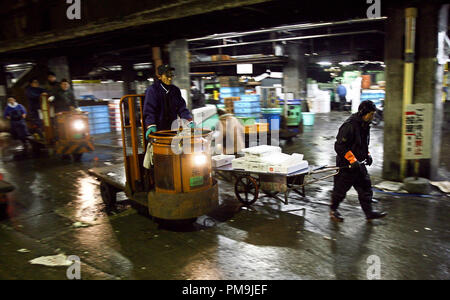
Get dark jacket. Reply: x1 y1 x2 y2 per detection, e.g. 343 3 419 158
45 81 59 95
52 88 78 113
143 80 192 130
334 113 371 167
25 86 47 112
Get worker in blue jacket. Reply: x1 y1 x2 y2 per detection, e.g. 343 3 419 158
143 64 194 139
336 80 347 111
4 97 30 148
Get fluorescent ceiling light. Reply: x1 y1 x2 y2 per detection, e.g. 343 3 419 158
318 61 332 66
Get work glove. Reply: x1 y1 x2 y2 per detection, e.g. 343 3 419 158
145 125 157 140
366 155 373 166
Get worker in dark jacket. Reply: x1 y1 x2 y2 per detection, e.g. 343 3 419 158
50 79 78 113
25 78 47 129
143 64 193 138
330 100 387 222
44 71 59 95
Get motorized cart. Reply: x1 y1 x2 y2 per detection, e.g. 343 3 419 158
28 94 94 161
89 95 219 222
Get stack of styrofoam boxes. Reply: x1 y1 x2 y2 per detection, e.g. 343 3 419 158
79 105 111 135
233 94 261 118
231 145 309 174
108 99 121 132
192 104 217 124
212 155 235 168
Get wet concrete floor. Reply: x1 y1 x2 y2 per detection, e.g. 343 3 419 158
0 111 448 280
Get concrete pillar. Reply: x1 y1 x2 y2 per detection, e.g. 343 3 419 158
283 42 307 100
168 39 190 109
48 56 71 81
383 3 447 181
413 3 448 180
382 4 405 181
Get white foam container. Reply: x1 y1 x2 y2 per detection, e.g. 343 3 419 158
212 155 235 167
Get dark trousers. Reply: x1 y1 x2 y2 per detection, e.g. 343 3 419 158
331 166 373 217
339 95 347 111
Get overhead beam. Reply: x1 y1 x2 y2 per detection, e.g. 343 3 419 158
0 0 272 55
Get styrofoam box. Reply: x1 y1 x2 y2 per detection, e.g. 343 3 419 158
242 145 281 158
246 152 292 163
212 155 235 167
246 162 267 172
267 160 309 174
232 157 247 170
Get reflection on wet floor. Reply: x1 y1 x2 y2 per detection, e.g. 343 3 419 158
0 112 449 279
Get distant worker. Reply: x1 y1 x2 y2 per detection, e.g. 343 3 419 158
143 64 194 139
336 81 347 111
25 78 48 129
214 108 245 155
330 100 387 222
190 81 205 110
3 97 30 149
45 71 59 94
51 79 78 113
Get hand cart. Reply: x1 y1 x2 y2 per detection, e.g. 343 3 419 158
214 164 345 206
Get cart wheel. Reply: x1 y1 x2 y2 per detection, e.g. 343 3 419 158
100 182 117 208
72 153 83 162
235 175 259 206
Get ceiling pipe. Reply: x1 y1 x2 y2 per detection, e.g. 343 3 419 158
190 30 384 51
187 17 387 42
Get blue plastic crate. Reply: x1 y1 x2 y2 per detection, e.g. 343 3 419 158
233 101 260 108
91 128 111 135
220 87 243 94
234 107 261 114
90 105 109 113
91 122 111 129
88 116 110 124
220 92 240 99
240 94 260 101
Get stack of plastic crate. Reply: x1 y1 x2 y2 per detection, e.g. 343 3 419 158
79 105 111 135
233 94 261 120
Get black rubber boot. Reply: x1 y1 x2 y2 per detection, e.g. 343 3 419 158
330 210 344 222
366 211 387 221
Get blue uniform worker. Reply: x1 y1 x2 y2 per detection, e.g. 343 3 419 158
4 97 30 146
143 64 193 138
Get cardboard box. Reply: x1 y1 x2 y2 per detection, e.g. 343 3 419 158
212 55 231 61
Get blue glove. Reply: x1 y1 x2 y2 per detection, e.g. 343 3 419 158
189 121 196 129
145 125 157 140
